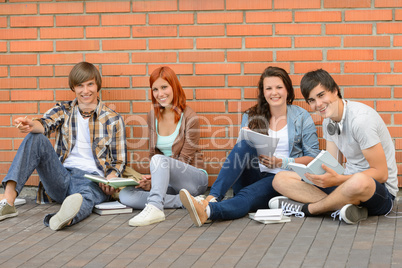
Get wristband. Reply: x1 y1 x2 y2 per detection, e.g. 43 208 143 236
281 157 295 169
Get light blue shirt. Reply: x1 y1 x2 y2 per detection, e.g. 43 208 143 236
241 104 320 161
156 114 183 157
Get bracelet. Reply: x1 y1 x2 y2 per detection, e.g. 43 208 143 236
281 157 295 169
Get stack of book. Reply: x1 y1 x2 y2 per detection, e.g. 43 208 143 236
93 201 133 216
249 208 290 224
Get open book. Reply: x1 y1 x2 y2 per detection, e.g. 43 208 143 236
237 128 279 156
288 150 345 185
93 201 133 215
84 174 139 188
249 209 290 224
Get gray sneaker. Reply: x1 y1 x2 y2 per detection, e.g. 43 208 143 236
49 193 83 231
0 199 18 221
338 204 368 224
269 196 305 218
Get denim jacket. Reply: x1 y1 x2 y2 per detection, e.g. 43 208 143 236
241 104 320 161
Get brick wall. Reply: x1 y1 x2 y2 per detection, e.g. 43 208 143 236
1 0 402 187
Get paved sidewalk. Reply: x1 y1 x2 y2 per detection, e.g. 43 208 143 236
1 195 402 267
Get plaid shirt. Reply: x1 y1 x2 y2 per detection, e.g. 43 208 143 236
36 98 126 177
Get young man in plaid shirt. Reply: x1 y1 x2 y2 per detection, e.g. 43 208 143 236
0 62 127 231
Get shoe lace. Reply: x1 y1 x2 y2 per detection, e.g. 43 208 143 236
194 195 205 202
138 204 155 218
331 210 341 221
281 201 305 218
0 199 7 208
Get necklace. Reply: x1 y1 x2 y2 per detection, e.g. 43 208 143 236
78 107 95 118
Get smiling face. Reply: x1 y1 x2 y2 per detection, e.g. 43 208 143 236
152 77 174 108
73 78 99 109
263 76 288 109
306 84 342 121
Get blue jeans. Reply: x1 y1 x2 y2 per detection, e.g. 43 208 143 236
2 133 108 226
208 140 278 220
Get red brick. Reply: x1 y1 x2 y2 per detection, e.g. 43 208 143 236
40 28 83 39
149 38 193 50
275 0 320 8
39 78 68 89
379 114 392 125
377 100 402 111
0 28 37 39
396 9 402 20
395 36 402 46
0 151 17 162
40 2 83 14
55 65 74 76
0 103 37 113
375 0 402 7
377 49 402 60
345 9 392 21
86 27 130 38
149 13 193 25
227 25 272 36
198 12 243 24
132 26 176 37
40 54 83 65
179 0 224 11
344 36 390 47
0 115 11 126
11 90 54 101
0 3 36 15
245 37 291 48
132 52 176 63
195 63 241 75
101 14 146 26
102 89 146 101
344 87 391 98
133 0 177 12
55 90 75 101
246 11 291 23
56 40 99 51
395 62 402 73
0 17 6 28
0 78 37 89
396 113 402 124
86 1 130 13
377 23 402 34
10 66 53 77
10 41 53 52
40 102 57 113
187 101 226 113
0 90 9 100
102 39 146 51
228 75 259 87
0 66 7 77
228 101 256 113
0 42 6 52
10 16 53 27
331 74 374 86
344 62 391 73
199 113 242 126
227 51 273 62
56 15 99 27
277 50 322 61
294 63 340 74
104 102 130 113
378 74 402 85
196 38 242 49
149 64 193 75
179 25 225 37
180 76 225 87
86 53 129 64
327 50 373 61
276 24 321 35
295 37 341 48
244 63 290 74
0 54 37 65
324 0 371 7
196 88 241 99
131 77 150 88
295 11 341 22
179 51 225 62
102 77 130 88
102 65 146 76
326 24 372 35
226 0 272 10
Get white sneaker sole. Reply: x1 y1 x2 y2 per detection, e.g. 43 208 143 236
268 196 288 209
0 211 18 221
129 214 165 227
180 189 202 227
49 193 83 231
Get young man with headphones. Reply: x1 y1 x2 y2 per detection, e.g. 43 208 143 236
270 69 398 224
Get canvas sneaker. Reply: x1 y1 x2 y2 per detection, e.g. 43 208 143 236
336 204 368 224
180 189 209 227
0 199 18 221
49 193 83 231
194 195 216 224
129 204 165 227
269 196 305 218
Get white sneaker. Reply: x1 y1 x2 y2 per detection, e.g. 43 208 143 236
338 204 368 224
129 204 165 227
49 193 83 231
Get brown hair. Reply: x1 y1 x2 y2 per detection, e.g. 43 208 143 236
69 62 101 92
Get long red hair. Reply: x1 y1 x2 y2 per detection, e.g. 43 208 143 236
149 66 186 123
